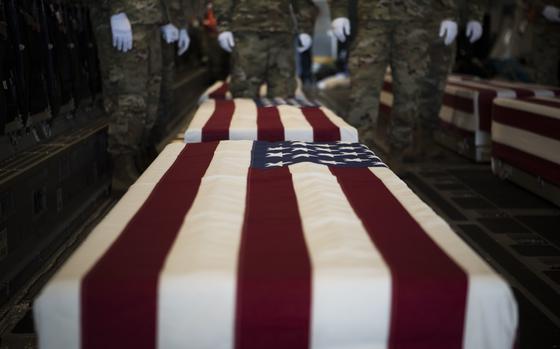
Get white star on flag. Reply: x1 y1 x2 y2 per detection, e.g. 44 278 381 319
293 154 317 159
266 152 289 158
266 161 292 167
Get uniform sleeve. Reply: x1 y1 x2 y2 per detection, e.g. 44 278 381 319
213 0 234 32
466 0 487 22
329 0 349 19
294 0 318 34
109 0 128 15
165 0 188 27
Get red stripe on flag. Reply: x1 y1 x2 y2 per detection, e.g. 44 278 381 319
331 168 468 349
202 100 235 142
301 107 341 142
235 167 312 349
493 105 560 141
209 82 230 99
493 142 560 186
257 106 285 142
81 142 219 349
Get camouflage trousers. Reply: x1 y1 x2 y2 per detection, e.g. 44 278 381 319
348 21 435 149
527 23 559 87
230 31 296 99
93 22 163 156
417 38 456 135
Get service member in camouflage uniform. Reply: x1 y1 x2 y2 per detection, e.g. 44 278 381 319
213 0 318 99
523 0 560 86
88 0 189 194
416 0 487 159
330 0 459 167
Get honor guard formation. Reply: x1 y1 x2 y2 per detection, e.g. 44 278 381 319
0 0 559 348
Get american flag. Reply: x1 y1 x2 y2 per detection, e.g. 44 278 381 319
35 141 518 349
492 96 560 186
381 73 560 135
185 99 359 144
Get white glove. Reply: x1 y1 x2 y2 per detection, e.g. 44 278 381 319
111 13 133 52
466 20 483 43
331 17 351 43
161 23 179 44
297 33 312 53
542 5 560 22
439 19 458 46
178 29 190 55
218 31 235 52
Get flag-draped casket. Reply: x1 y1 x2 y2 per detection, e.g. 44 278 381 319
381 73 560 162
35 141 518 349
491 96 560 206
184 99 359 143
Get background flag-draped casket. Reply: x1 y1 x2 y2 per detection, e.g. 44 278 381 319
185 99 359 144
35 141 518 349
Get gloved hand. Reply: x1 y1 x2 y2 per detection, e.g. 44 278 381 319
297 33 312 53
178 29 190 55
439 19 458 46
542 5 560 22
111 13 133 52
331 17 351 42
161 23 179 44
218 31 235 52
466 20 483 43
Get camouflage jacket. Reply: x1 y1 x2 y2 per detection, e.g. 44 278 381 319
330 0 459 22
89 0 189 26
213 0 318 34
457 0 486 23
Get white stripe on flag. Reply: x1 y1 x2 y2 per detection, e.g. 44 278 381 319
289 163 391 349
158 141 253 349
34 143 186 349
439 106 477 132
370 167 518 349
492 122 560 165
319 107 359 143
228 99 259 141
185 100 217 143
277 105 314 142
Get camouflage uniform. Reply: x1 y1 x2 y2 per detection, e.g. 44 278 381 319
417 0 486 153
524 0 560 86
331 0 458 151
159 0 195 136
214 0 317 98
89 0 183 157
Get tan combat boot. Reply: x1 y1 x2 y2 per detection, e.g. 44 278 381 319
111 154 141 197
416 127 446 161
386 144 418 176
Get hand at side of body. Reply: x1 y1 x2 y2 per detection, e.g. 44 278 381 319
466 20 483 43
331 17 350 43
297 33 313 53
161 23 180 44
543 6 560 22
111 13 133 52
178 29 190 55
218 31 235 52
439 19 458 46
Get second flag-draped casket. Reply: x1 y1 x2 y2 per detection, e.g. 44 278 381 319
381 73 560 162
35 141 518 349
492 95 560 205
185 98 359 144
